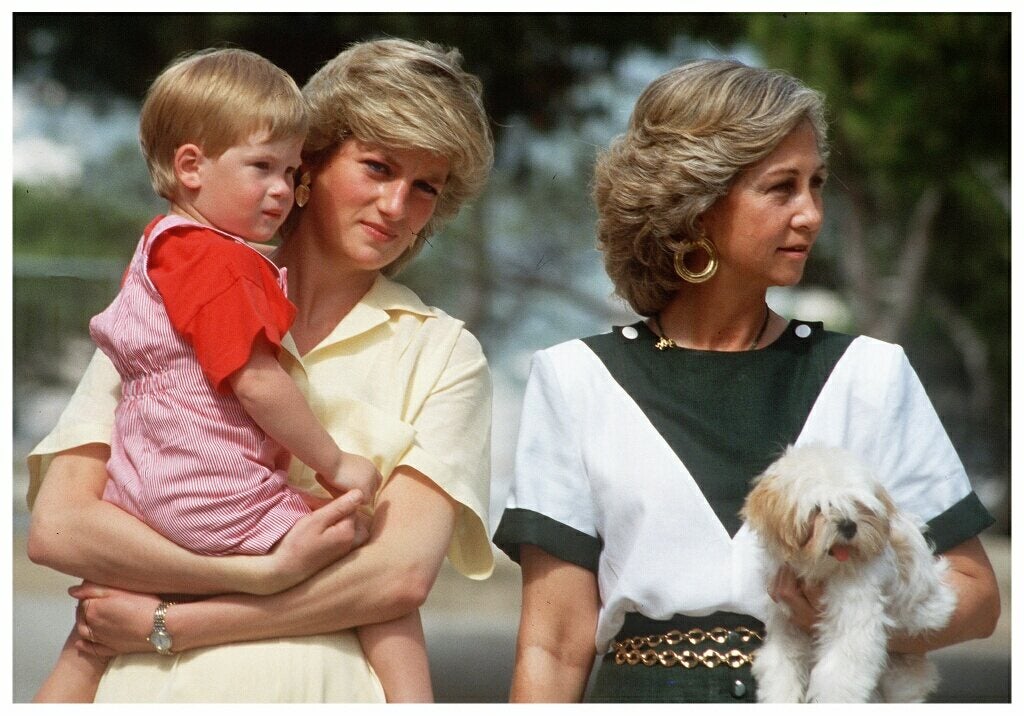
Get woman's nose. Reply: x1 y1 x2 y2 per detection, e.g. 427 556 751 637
377 181 409 219
794 190 823 233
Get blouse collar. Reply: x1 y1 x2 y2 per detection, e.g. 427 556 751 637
281 274 436 361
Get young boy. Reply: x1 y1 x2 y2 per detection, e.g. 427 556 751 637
34 47 432 703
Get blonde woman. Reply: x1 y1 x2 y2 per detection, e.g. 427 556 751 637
494 59 999 703
27 38 495 703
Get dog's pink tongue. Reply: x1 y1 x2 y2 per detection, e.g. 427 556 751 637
830 545 850 562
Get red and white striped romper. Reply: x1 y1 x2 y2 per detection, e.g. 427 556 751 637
90 214 311 556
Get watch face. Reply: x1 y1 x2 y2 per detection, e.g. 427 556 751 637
149 629 172 653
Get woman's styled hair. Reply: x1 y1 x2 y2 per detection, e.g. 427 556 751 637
592 59 828 316
139 47 308 200
292 38 494 276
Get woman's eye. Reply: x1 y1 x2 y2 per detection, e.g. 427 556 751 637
365 160 389 175
415 181 440 197
252 162 271 171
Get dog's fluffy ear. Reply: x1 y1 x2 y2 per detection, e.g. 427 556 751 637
743 475 809 559
874 483 914 572
874 483 897 519
870 484 897 541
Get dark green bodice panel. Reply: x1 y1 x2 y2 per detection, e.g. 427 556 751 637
583 320 853 536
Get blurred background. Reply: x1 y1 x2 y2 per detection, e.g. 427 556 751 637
11 12 1010 703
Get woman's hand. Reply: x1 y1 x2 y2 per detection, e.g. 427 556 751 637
30 444 363 597
70 582 160 658
255 489 370 595
66 487 373 658
129 466 458 654
769 565 823 633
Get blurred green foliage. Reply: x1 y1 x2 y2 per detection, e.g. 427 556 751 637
13 182 147 259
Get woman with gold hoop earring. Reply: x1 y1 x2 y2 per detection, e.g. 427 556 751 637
494 59 999 703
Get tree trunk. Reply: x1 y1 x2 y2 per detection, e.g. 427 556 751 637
874 186 942 342
840 186 941 344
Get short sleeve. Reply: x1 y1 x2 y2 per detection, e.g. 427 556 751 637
875 346 994 552
26 348 121 509
397 329 495 579
149 227 297 392
492 349 601 572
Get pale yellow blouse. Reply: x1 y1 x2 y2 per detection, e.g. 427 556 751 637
26 274 494 702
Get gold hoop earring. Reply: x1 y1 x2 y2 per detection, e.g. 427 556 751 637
673 236 718 283
294 172 311 208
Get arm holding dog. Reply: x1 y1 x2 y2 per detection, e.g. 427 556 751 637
888 536 998 652
773 536 998 652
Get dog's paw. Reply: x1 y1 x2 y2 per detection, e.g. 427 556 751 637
877 654 939 702
806 647 882 703
753 637 811 703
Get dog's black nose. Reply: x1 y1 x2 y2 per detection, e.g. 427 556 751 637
838 519 858 539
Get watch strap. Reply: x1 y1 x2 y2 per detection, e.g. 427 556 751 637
149 600 177 655
154 601 173 630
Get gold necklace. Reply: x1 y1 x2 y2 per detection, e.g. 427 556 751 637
653 305 771 351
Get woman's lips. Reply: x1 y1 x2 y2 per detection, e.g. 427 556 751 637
362 221 397 241
779 245 810 256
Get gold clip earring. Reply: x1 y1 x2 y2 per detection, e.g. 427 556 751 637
294 172 311 208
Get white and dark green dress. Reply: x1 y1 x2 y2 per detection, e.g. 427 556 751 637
493 319 993 703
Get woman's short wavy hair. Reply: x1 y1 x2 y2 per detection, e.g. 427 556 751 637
592 59 828 316
287 38 494 276
140 47 307 201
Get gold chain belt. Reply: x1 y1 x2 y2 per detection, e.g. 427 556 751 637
612 626 762 669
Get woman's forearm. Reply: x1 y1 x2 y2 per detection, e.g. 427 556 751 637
509 545 600 702
888 537 1000 654
511 643 595 703
28 445 364 596
773 536 1000 654
28 445 263 594
166 466 457 650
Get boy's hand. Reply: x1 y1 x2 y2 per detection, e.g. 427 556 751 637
258 489 367 593
321 454 383 503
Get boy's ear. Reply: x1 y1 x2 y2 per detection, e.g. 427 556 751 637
174 144 205 191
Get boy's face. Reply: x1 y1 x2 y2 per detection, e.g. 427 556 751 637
188 131 305 242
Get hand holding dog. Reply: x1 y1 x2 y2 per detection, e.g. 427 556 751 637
769 565 824 634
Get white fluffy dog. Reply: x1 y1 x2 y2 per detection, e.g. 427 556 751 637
741 444 957 703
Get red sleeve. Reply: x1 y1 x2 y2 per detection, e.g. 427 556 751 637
148 225 297 393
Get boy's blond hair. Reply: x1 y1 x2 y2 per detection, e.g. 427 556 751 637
140 47 308 200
